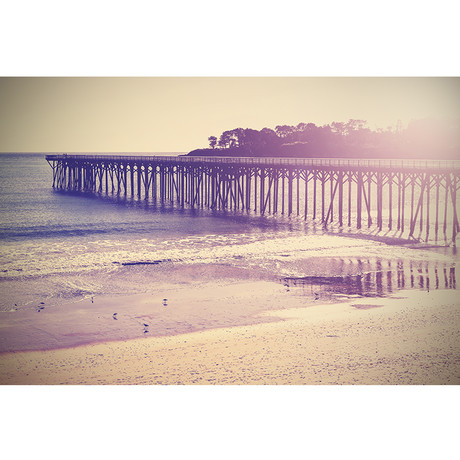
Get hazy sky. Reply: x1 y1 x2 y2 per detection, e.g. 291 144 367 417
0 77 459 153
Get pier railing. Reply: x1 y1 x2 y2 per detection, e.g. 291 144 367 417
45 154 460 171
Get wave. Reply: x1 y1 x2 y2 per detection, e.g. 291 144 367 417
0 227 112 240
0 221 160 241
1 223 457 284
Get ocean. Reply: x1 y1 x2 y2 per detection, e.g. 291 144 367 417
0 153 457 313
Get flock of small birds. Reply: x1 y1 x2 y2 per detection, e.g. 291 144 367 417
109 298 169 334
31 293 172 336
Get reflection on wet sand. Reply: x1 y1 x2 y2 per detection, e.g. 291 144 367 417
283 258 456 298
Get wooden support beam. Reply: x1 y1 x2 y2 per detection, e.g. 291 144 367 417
348 173 352 227
425 175 430 241
443 176 449 237
377 172 383 231
410 178 415 234
435 180 440 240
330 172 334 222
152 167 157 200
297 172 300 216
397 173 401 230
281 173 285 215
401 175 406 233
357 171 363 229
144 165 149 199
367 173 372 228
180 168 185 207
419 175 424 234
254 171 258 213
450 174 459 243
388 173 393 230
325 177 340 224
313 171 317 220
274 175 279 214
246 173 251 211
321 172 325 222
137 165 141 198
130 167 134 196
260 169 265 214
263 176 274 215
338 171 343 226
409 174 428 237
304 172 308 220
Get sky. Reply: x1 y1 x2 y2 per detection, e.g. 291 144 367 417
1 77 459 153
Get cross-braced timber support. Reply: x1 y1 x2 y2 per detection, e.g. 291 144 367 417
46 154 460 244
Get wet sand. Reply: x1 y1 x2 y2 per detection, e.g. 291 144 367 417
0 258 323 353
1 288 458 385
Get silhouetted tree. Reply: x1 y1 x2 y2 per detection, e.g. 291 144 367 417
259 127 278 144
275 125 295 138
218 131 232 148
345 119 367 134
331 121 346 136
192 117 458 159
239 128 259 153
208 136 217 149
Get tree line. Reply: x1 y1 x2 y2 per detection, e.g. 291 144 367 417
188 118 458 159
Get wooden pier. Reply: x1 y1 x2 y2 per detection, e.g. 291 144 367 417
46 154 460 244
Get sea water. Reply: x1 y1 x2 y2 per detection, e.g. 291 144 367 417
0 153 457 311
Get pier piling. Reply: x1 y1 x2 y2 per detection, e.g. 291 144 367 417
46 154 460 244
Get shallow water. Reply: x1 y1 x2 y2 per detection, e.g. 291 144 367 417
283 257 456 298
0 153 458 313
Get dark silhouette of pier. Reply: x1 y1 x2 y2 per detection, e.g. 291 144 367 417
45 154 460 244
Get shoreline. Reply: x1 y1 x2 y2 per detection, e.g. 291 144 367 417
1 252 457 355
1 244 458 352
1 289 458 385
1 237 458 384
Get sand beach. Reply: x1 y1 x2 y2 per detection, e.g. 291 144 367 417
1 268 458 385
